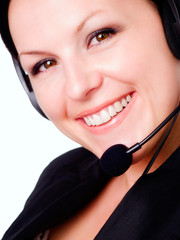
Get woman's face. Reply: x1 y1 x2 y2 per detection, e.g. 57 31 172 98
9 0 180 159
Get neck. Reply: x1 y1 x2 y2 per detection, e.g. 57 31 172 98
156 113 180 164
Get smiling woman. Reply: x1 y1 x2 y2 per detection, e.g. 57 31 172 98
0 0 180 239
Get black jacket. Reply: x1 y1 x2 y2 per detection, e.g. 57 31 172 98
2 147 180 240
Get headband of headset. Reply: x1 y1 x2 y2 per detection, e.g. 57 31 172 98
7 0 180 118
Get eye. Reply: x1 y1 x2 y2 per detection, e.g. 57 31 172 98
32 59 57 75
88 28 117 48
95 32 110 42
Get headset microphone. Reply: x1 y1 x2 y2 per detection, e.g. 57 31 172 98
100 104 180 177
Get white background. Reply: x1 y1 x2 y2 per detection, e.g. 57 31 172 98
0 39 79 238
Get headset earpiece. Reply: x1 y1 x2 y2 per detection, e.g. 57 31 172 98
159 0 180 59
13 57 48 119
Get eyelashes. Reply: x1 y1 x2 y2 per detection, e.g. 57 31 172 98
31 58 57 76
30 27 118 76
87 27 118 48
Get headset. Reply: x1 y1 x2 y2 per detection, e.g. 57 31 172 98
12 0 180 119
12 57 47 118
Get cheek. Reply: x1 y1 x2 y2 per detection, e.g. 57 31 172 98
32 81 83 143
99 28 180 101
92 45 149 89
90 29 157 86
32 81 67 122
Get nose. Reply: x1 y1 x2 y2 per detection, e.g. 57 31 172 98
64 57 103 101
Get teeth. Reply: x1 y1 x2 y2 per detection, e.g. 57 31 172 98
83 94 131 126
126 95 131 103
114 101 123 112
108 105 116 117
121 98 127 107
88 116 95 126
100 110 111 123
92 114 102 126
84 117 91 126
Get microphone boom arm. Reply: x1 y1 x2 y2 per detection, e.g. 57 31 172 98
127 104 180 155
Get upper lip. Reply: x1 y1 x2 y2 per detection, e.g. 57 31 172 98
76 92 132 119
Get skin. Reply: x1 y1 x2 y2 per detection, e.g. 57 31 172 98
8 0 180 239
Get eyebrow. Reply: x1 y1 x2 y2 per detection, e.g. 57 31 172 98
76 9 104 32
19 50 57 59
19 9 104 57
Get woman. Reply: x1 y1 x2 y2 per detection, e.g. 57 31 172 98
0 0 180 239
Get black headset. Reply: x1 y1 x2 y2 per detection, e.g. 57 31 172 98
12 0 180 119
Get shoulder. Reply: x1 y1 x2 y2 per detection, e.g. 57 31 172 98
36 147 96 181
25 147 99 206
2 148 109 240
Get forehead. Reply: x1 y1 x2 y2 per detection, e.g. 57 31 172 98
8 0 132 28
8 0 151 30
8 0 152 53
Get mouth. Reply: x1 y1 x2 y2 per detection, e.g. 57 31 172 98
82 94 132 127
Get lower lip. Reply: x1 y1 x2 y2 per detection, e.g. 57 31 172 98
77 92 137 135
